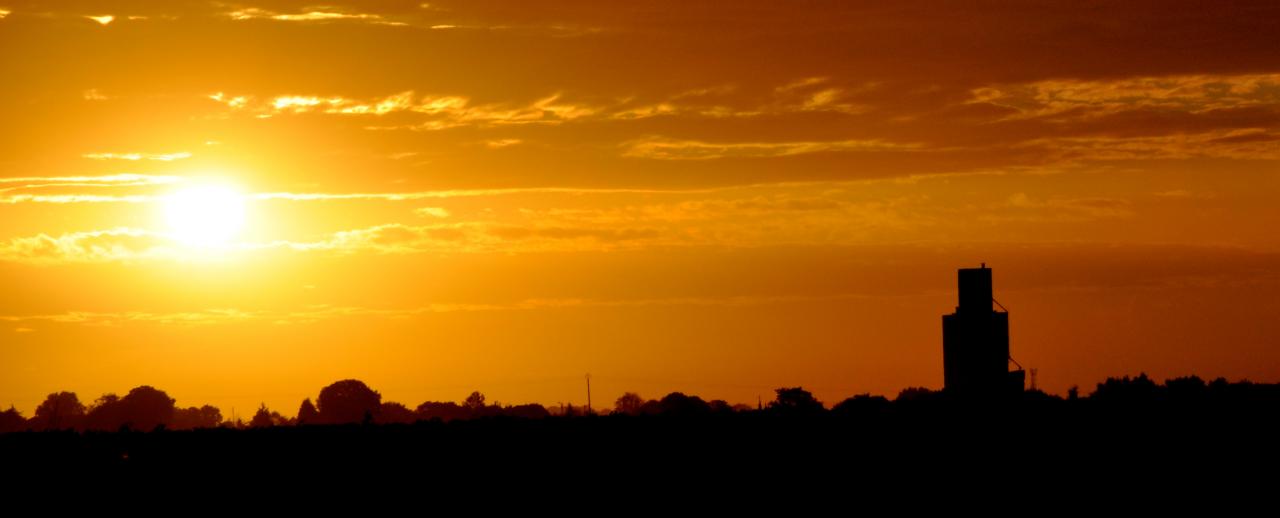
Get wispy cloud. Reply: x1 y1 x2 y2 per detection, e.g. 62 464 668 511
611 77 872 121
0 194 155 204
0 293 880 328
0 185 724 205
225 7 402 26
1024 128 1280 161
968 73 1280 121
0 228 174 264
0 180 1169 264
987 193 1133 222
485 139 523 148
208 77 878 130
0 174 182 194
0 174 181 186
621 136 922 160
213 89 599 129
248 186 723 201
415 207 450 218
83 152 192 161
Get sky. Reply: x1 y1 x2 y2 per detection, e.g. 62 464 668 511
1 1 1278 416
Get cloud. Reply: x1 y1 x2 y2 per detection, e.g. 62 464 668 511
249 186 719 202
620 136 922 160
264 92 430 115
484 224 660 243
1023 128 1280 161
609 78 872 121
224 7 402 25
258 190 933 255
992 193 1133 222
0 228 176 264
82 152 192 161
0 174 182 194
968 74 1280 121
0 293 882 328
0 174 181 186
0 308 263 327
415 207 450 218
0 185 724 205
213 89 601 129
485 139 523 148
208 77 877 130
777 77 828 93
275 221 664 255
0 194 155 204
269 223 470 254
208 92 249 109
516 194 863 225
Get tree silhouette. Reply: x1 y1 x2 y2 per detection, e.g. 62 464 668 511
250 404 276 428
317 380 382 425
416 401 467 422
85 394 122 431
832 394 890 416
119 385 177 431
1092 373 1160 403
503 403 550 419
31 391 85 430
1165 375 1208 404
613 392 644 415
297 398 319 425
84 386 176 431
0 406 25 433
172 405 222 430
768 387 824 415
464 391 486 410
657 392 711 416
378 402 416 424
894 387 938 403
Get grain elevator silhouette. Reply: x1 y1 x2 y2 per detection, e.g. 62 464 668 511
942 264 1026 398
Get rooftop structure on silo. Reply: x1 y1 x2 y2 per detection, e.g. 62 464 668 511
942 264 1025 398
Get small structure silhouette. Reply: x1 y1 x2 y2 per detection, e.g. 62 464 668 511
942 264 1026 398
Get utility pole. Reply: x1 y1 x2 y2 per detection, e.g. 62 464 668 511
585 373 592 415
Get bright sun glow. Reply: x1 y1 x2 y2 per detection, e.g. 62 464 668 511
163 184 247 246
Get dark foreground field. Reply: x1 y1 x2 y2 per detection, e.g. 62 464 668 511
5 404 1277 489
4 377 1278 506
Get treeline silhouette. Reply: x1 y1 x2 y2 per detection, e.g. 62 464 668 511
2 373 1277 433
3 373 1279 490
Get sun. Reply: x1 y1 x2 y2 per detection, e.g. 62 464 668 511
162 184 247 247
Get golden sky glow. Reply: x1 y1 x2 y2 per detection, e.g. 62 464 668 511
1 1 1279 415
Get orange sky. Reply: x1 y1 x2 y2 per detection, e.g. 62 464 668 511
1 1 1278 416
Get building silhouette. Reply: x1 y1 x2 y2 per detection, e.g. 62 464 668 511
942 264 1026 398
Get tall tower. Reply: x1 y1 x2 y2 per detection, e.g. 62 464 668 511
942 264 1025 398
